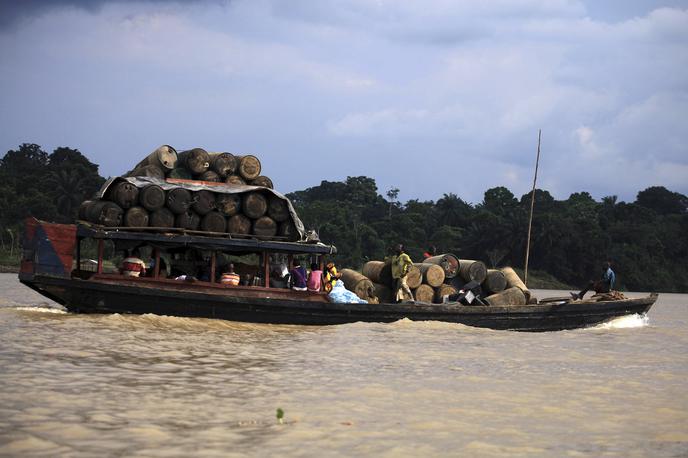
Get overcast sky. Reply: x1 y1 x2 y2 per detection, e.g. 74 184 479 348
1 0 686 204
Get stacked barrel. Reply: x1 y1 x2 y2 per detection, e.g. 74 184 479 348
127 145 275 188
78 145 299 241
356 254 532 305
78 183 298 240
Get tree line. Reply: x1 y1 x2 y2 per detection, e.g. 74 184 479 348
2 143 686 292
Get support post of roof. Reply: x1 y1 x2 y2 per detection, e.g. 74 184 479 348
97 239 104 274
154 248 160 279
263 251 270 288
76 238 81 275
210 252 216 283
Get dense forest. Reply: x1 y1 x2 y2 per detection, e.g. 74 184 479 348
1 143 687 292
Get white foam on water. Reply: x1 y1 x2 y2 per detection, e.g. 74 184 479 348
593 313 649 330
12 306 67 314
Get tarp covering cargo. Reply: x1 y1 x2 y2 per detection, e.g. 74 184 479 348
93 176 306 241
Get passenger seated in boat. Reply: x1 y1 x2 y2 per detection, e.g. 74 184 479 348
307 263 324 292
571 261 616 300
197 264 212 282
423 245 437 259
289 260 308 291
270 262 290 288
323 262 340 292
221 263 241 286
120 248 146 277
146 256 167 278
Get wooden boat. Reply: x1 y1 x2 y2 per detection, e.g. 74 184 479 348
18 218 658 332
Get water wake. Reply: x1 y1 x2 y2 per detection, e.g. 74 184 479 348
11 306 67 314
593 313 649 330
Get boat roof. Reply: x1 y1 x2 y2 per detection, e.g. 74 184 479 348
76 223 337 255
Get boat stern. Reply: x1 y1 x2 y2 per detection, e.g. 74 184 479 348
19 217 77 281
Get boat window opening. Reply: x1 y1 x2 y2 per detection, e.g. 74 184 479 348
73 238 119 276
213 252 261 286
269 253 290 289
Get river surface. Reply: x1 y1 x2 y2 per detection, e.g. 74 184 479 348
0 274 687 457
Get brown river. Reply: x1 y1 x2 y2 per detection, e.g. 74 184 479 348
0 273 686 457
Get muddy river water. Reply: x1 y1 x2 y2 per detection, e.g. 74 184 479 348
0 274 686 456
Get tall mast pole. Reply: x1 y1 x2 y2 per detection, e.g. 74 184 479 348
524 129 541 287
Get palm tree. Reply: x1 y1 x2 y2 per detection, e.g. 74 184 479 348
46 167 89 221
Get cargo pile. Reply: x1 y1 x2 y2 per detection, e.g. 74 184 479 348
75 144 536 305
77 145 301 241
343 254 533 305
126 145 275 187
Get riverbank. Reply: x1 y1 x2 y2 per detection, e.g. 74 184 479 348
0 251 19 273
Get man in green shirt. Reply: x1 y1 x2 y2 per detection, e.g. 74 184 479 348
392 244 413 302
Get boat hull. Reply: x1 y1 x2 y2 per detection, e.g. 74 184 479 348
19 273 658 332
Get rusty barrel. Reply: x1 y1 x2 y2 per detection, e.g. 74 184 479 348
200 211 226 233
373 283 393 303
209 152 238 177
423 254 460 279
340 269 375 301
166 188 192 214
250 176 273 189
434 284 458 303
87 200 123 227
413 284 434 303
362 261 393 287
167 167 192 180
252 216 277 237
175 210 200 230
278 221 299 241
78 200 94 220
124 206 149 227
139 185 165 211
178 148 210 175
226 175 246 186
198 170 221 182
237 155 261 181
414 263 445 287
267 195 290 222
242 192 267 219
459 259 487 283
191 190 216 216
150 207 175 227
216 194 241 216
483 269 507 295
135 145 178 170
484 286 526 306
227 214 251 235
500 267 531 301
108 181 139 209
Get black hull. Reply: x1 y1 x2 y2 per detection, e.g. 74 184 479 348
19 274 658 332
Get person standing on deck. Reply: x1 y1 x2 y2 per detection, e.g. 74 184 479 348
392 244 413 302
571 261 616 300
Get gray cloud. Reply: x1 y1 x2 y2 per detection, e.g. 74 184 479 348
0 0 686 204
0 0 226 27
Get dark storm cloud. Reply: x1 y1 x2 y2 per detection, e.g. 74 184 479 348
0 0 227 27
